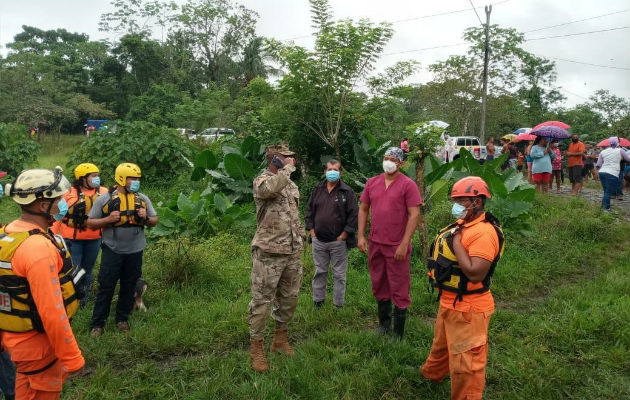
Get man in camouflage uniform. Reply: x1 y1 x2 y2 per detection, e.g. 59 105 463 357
248 143 304 372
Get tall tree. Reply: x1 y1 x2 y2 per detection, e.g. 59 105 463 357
272 0 394 160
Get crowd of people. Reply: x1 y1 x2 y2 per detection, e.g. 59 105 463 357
0 130 626 399
487 134 629 211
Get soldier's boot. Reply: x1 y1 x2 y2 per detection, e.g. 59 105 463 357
250 338 269 372
392 306 407 341
270 327 294 356
376 300 392 335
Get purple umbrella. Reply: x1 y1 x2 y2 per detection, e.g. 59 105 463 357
531 125 570 139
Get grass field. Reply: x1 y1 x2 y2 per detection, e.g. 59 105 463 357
2 137 629 399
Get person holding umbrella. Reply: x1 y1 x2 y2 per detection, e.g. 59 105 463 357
595 137 630 211
530 136 556 193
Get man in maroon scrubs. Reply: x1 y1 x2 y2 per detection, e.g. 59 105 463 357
357 147 422 339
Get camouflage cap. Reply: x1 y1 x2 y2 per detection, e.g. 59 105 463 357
265 142 295 156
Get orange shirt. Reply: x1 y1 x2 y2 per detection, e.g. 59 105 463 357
52 186 108 240
440 213 499 312
1 220 85 373
567 142 585 167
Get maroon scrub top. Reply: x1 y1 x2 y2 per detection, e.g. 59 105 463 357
360 173 422 246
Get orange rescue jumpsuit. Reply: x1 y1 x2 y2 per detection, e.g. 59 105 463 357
1 220 85 400
421 213 499 400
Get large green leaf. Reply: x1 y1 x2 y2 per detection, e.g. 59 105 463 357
224 153 255 180
427 179 449 202
507 188 535 202
214 192 232 213
425 162 452 186
241 136 261 161
483 172 508 198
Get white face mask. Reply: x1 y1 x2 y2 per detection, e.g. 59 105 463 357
383 160 398 174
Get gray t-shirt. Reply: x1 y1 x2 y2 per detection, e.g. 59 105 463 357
88 191 157 254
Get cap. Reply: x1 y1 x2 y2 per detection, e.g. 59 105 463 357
265 142 295 156
384 147 405 161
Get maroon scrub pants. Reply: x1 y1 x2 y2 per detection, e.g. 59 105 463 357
368 240 412 309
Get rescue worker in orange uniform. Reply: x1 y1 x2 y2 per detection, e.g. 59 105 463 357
52 163 108 308
421 176 504 400
1 167 85 399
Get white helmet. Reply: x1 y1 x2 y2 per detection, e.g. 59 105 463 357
5 166 71 205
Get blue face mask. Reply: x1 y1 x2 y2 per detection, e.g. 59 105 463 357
53 198 68 221
325 170 340 182
451 202 468 219
90 176 101 188
129 180 140 193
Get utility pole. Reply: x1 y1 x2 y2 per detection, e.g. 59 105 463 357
480 4 492 143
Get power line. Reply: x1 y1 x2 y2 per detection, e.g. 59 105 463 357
381 42 468 56
380 25 630 57
468 0 484 26
523 8 630 33
524 26 629 41
542 55 630 71
278 0 511 42
559 87 589 101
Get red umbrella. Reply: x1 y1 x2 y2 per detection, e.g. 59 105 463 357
515 133 537 142
598 138 630 147
532 121 571 131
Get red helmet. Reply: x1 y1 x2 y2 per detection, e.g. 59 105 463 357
451 176 491 199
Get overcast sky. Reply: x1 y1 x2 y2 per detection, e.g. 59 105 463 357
1 0 628 107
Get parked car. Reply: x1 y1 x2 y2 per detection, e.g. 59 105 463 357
189 128 235 143
176 128 196 138
437 135 487 162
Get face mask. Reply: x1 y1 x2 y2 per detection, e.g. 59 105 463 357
53 198 68 221
383 160 398 174
451 202 467 219
325 170 340 182
90 176 101 188
129 180 140 193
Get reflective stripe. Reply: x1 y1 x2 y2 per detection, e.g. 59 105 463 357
0 261 12 270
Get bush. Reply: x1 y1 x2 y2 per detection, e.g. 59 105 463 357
67 121 195 185
0 123 40 176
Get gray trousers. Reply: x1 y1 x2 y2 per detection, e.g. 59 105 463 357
311 237 348 306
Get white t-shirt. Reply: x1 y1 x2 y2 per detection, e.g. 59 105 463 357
597 147 629 176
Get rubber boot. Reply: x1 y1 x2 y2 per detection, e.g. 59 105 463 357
376 300 392 335
270 327 294 356
250 338 269 372
392 306 407 341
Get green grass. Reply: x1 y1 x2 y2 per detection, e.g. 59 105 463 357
4 137 629 399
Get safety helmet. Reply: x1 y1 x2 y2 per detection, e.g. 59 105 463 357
115 163 141 186
451 176 492 199
5 166 71 205
74 163 99 180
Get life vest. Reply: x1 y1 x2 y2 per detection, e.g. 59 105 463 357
61 187 102 237
101 187 147 227
0 227 85 333
427 212 505 306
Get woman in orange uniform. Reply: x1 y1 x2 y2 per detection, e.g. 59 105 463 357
52 163 108 307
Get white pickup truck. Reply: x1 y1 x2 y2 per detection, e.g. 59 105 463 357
438 136 487 162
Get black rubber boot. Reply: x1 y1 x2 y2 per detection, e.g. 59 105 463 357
376 300 392 335
392 306 407 340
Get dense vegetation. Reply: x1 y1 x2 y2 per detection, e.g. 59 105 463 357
0 0 628 173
